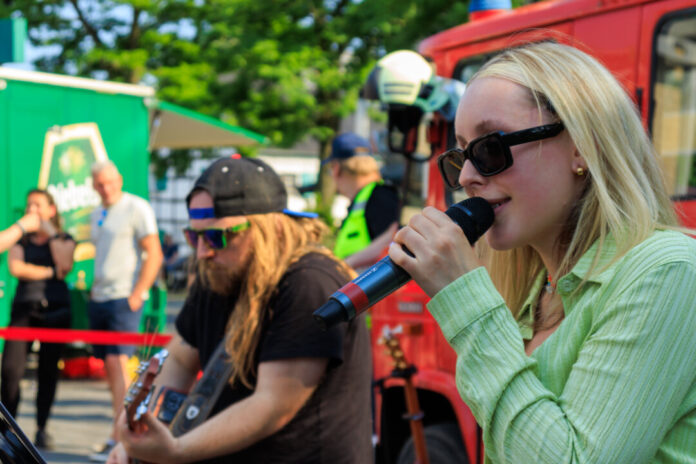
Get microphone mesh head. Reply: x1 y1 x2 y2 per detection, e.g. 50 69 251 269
444 197 494 244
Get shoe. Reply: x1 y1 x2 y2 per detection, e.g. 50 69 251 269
34 429 53 450
89 439 116 462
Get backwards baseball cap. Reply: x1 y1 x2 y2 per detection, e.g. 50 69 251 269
186 155 317 220
321 133 372 165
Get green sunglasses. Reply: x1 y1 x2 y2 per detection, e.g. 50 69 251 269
183 222 250 250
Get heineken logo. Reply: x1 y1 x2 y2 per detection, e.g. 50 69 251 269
38 122 109 261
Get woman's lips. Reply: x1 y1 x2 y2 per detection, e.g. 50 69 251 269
489 198 510 214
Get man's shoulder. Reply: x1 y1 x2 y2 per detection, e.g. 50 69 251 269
371 182 399 201
282 252 349 285
121 192 154 211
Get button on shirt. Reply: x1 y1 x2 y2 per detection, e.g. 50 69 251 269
427 230 696 463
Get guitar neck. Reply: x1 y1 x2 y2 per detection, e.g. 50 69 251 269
168 339 235 437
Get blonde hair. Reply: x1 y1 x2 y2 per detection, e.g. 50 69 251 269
339 155 381 177
224 213 354 388
473 41 678 317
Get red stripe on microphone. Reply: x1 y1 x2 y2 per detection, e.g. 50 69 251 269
0 327 172 346
340 282 369 312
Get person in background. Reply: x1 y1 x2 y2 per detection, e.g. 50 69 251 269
2 189 75 449
88 160 163 462
326 132 400 270
107 155 373 464
160 232 181 286
0 212 41 253
390 41 696 462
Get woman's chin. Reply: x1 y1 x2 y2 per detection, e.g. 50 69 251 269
485 230 516 252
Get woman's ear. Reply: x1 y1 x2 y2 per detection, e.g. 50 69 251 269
571 148 587 177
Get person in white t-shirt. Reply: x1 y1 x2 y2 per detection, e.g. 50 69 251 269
87 160 163 462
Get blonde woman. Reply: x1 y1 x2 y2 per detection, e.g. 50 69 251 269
390 41 696 462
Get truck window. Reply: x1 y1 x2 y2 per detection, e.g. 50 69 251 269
651 10 696 198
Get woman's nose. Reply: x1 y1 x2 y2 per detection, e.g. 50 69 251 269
458 158 485 190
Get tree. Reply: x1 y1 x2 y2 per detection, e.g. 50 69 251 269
1 0 473 213
190 0 472 214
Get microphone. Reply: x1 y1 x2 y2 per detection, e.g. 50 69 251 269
313 197 494 330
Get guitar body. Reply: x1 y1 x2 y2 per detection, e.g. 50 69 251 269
122 339 234 463
0 401 47 464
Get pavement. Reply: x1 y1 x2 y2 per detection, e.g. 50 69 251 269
16 378 114 463
12 291 186 464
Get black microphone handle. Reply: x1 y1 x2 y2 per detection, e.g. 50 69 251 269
313 197 494 330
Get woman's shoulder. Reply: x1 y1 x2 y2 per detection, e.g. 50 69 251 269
624 230 696 267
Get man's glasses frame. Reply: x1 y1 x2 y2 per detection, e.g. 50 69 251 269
183 222 251 250
437 122 565 190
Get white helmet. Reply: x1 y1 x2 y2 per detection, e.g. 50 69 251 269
364 50 450 113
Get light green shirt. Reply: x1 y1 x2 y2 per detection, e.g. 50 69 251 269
428 230 696 463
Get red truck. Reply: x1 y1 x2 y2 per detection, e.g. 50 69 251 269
370 0 696 462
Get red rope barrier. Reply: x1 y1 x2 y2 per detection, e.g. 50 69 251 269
0 327 172 346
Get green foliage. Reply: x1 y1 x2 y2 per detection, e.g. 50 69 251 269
1 0 475 176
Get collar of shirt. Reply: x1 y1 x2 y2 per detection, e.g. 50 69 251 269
517 235 620 339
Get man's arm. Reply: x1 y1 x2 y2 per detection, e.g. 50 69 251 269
345 222 398 269
119 357 329 464
128 233 164 311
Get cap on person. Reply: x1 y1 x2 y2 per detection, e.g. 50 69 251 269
186 154 317 219
322 133 372 165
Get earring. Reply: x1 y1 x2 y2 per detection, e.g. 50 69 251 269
576 167 585 176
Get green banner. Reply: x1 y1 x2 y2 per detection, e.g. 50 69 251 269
38 123 108 261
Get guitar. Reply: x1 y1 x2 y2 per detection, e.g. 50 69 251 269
122 338 234 461
379 325 430 464
0 401 47 464
124 349 170 434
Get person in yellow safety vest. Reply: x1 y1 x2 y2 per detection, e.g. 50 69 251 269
325 133 400 270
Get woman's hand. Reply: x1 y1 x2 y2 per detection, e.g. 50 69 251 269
389 207 483 297
17 213 40 234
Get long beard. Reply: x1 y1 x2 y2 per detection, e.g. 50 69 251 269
197 259 243 296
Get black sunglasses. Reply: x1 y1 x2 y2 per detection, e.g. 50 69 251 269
437 122 565 190
183 222 250 250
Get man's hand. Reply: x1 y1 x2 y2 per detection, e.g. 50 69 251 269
117 411 183 464
106 442 128 464
128 293 143 312
17 213 40 234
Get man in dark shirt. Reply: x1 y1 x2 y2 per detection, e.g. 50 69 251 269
109 156 373 464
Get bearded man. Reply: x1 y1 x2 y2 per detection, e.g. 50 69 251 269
107 155 373 464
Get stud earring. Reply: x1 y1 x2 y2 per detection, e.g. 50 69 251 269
576 167 585 176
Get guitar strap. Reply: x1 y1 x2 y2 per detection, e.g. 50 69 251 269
158 338 235 438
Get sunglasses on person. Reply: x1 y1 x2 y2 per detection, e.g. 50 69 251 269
437 122 565 190
183 222 250 250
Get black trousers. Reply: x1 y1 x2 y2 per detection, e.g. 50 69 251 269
1 300 71 429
